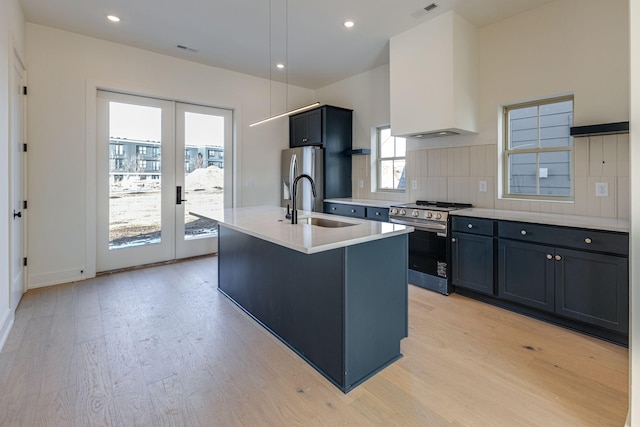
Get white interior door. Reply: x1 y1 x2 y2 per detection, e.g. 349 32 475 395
175 102 232 259
9 50 26 308
96 91 176 272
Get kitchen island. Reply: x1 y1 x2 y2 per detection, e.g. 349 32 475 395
196 206 412 392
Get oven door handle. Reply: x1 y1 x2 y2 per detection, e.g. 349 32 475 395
390 218 447 234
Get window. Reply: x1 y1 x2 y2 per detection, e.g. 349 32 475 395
377 126 406 191
503 96 573 199
137 145 147 155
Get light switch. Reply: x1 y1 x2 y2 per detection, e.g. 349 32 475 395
411 180 417 190
479 180 487 193
358 179 364 189
595 182 609 197
539 167 548 178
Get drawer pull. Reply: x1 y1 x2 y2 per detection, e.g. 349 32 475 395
451 237 457 243
521 230 527 236
555 255 562 261
375 212 380 216
546 254 553 260
584 237 592 244
351 209 356 213
467 224 473 229
332 207 337 210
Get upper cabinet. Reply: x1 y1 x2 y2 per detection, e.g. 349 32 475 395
290 108 323 147
390 11 478 138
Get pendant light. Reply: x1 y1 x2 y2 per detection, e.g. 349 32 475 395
249 0 319 127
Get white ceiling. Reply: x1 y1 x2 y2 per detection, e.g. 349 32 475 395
19 0 555 89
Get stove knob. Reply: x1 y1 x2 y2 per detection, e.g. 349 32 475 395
435 213 442 220
412 210 419 217
400 209 406 216
425 211 433 219
391 208 398 215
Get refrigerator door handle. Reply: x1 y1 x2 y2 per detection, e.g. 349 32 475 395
289 153 297 202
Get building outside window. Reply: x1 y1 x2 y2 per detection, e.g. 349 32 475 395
114 144 124 156
377 126 406 191
137 145 147 155
503 96 573 199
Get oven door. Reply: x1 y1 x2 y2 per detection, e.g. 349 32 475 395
408 229 448 278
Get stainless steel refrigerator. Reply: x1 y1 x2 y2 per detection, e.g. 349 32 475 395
281 146 324 212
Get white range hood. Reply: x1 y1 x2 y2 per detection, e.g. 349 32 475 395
390 11 478 138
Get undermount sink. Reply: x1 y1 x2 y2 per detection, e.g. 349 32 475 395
299 217 358 228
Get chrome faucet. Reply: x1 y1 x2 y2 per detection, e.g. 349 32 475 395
291 174 317 224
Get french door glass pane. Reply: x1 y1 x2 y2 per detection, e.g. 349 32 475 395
183 111 224 240
108 102 162 249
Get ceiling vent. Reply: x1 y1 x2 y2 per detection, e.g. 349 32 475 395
410 3 438 19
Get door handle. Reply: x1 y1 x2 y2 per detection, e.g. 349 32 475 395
13 210 22 219
176 186 187 205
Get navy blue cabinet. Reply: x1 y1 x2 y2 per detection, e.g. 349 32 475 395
290 108 322 147
497 221 628 335
451 217 496 295
290 105 353 200
324 202 389 222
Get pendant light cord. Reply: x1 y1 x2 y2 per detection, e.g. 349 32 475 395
269 0 272 117
285 0 288 112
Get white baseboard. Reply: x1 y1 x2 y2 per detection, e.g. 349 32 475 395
28 268 89 289
0 309 15 352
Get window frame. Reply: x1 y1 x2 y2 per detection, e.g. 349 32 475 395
502 95 574 201
376 125 406 193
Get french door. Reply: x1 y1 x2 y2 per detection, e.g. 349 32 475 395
96 91 232 272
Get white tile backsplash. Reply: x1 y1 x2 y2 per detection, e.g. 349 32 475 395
602 135 618 176
589 136 604 176
617 134 630 177
574 139 589 177
348 137 628 220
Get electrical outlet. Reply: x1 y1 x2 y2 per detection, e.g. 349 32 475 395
411 180 418 190
595 182 609 197
479 180 487 193
358 179 364 189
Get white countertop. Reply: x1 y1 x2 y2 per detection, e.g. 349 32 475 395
193 206 413 254
323 198 399 208
452 208 630 233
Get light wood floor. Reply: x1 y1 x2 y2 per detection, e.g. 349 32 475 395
0 256 628 426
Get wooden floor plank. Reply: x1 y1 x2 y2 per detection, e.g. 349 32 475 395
0 255 628 426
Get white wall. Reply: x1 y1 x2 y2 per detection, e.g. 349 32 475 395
25 23 314 288
0 0 25 348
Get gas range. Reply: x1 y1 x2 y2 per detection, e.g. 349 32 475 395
389 201 472 233
389 201 472 295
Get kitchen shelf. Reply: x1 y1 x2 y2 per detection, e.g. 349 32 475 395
344 149 371 155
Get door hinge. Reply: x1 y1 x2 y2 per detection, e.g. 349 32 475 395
23 200 27 210
23 143 27 152
23 257 27 267
23 86 27 95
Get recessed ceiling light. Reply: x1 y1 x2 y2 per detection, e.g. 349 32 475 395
107 15 120 22
344 20 355 28
276 63 285 69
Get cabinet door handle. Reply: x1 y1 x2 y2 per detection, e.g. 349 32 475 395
467 224 473 229
584 237 592 244
555 255 562 261
520 230 527 236
375 212 380 216
451 238 457 243
546 254 553 260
